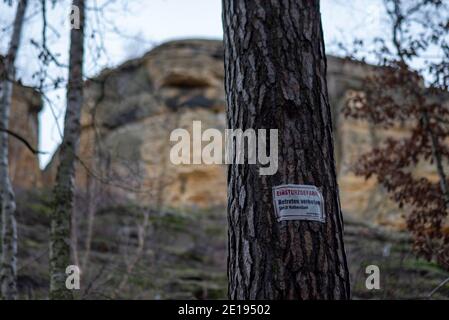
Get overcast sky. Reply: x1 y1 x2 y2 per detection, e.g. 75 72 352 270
0 0 385 167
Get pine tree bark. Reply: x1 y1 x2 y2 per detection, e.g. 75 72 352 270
49 0 85 300
0 0 28 300
222 0 350 299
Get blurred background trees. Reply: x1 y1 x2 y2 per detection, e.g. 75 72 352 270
0 0 449 300
344 0 449 270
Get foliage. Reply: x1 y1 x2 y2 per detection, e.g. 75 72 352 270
344 0 449 269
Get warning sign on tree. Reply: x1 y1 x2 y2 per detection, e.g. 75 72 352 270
272 184 326 223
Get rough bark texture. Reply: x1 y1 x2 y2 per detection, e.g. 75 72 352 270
0 0 28 300
49 0 85 300
223 0 350 299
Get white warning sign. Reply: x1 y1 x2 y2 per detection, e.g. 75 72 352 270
272 184 325 223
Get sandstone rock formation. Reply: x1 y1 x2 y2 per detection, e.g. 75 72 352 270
9 83 42 190
42 39 449 226
44 40 227 209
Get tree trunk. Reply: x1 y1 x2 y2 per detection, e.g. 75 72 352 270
422 110 449 207
0 0 28 300
49 0 85 300
222 0 350 299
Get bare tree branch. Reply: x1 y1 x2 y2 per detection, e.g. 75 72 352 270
0 127 46 155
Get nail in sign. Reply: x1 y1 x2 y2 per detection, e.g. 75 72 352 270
272 184 325 223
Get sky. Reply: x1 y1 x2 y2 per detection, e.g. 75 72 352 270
0 0 386 167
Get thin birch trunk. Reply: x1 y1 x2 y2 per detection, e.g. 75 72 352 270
49 0 85 300
0 0 28 300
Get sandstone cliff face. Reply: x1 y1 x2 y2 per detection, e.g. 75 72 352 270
43 39 448 225
43 40 227 209
9 83 42 190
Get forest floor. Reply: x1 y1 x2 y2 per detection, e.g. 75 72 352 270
14 189 449 300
